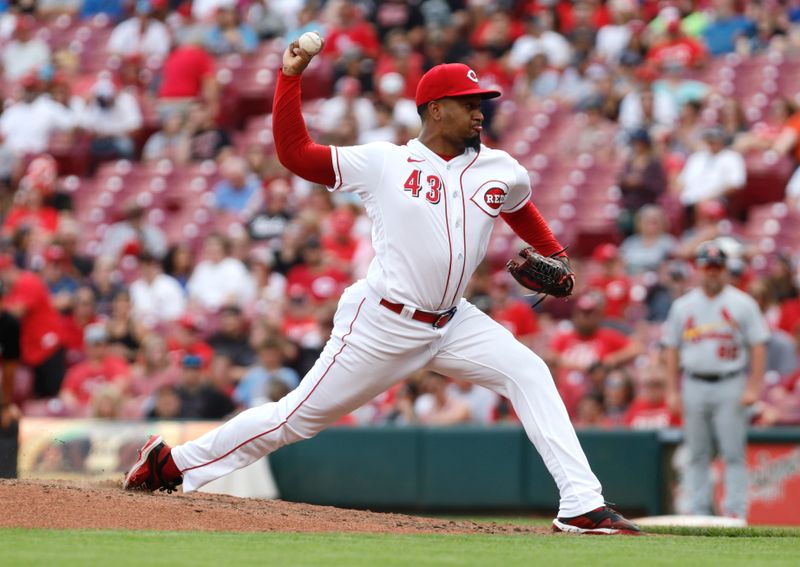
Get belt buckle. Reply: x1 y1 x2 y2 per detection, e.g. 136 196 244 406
432 306 457 329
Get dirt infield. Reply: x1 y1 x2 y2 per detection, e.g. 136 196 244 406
0 480 552 535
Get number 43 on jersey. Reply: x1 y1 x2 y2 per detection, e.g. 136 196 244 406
404 170 442 204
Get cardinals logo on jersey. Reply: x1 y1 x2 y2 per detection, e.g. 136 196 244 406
471 180 509 217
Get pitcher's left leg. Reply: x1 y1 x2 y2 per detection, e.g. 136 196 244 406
428 302 603 518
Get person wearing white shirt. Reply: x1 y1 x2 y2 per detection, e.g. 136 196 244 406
596 0 637 64
316 77 377 136
80 78 143 159
192 0 236 21
677 127 746 206
130 254 187 328
0 84 76 155
187 234 256 311
107 1 172 60
508 14 572 70
1 19 51 81
618 84 678 132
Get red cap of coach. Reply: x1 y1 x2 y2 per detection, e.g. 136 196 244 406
414 63 502 107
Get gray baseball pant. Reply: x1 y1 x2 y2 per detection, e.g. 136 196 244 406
681 374 748 518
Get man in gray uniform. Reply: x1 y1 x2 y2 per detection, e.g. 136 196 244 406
663 240 769 519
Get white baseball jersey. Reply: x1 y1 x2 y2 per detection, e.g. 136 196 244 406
329 138 531 311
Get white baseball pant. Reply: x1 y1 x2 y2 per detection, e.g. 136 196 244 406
171 280 605 517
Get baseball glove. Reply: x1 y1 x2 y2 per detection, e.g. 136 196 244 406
506 247 575 300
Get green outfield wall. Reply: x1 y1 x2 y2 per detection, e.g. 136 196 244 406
269 426 668 515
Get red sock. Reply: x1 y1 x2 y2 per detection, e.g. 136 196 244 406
160 448 182 481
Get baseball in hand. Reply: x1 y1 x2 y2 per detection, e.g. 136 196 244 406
298 31 323 55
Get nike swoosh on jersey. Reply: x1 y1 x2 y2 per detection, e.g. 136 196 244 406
407 157 424 162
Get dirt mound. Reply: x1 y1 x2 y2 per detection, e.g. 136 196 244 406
0 479 551 535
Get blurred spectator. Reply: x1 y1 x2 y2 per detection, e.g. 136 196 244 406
185 103 231 161
53 218 92 276
624 364 680 429
1 17 50 81
172 353 235 419
79 77 143 161
773 105 800 163
448 380 499 425
167 314 214 368
88 256 123 317
130 334 180 400
618 78 678 132
718 97 748 141
702 0 755 56
669 99 705 157
374 72 421 135
321 207 357 266
602 369 635 425
207 305 256 372
157 31 219 118
281 284 324 375
247 179 293 245
2 182 60 237
192 0 236 21
0 75 76 155
488 272 539 348
676 199 728 258
99 202 168 261
646 7 707 69
245 0 288 40
106 290 143 363
513 52 561 99
40 245 79 311
205 4 258 55
735 98 795 154
324 1 380 60
60 324 130 414
317 76 378 137
675 126 746 207
652 61 710 112
595 0 637 65
90 383 125 419
130 253 187 328
234 337 299 408
0 254 66 398
412 372 471 425
107 0 171 60
645 259 692 322
142 111 191 164
509 13 572 70
617 129 667 235
286 237 349 305
213 155 262 214
620 205 677 275
59 285 98 359
187 233 255 311
749 279 797 378
162 243 194 290
587 243 633 321
548 292 641 416
574 392 607 427
147 384 182 419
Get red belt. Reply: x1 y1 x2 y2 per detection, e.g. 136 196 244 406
379 299 457 329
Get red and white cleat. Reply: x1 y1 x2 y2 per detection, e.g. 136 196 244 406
123 435 183 493
552 506 642 535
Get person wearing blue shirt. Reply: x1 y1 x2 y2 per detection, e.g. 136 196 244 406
234 338 300 408
213 155 262 214
205 5 258 55
703 1 755 56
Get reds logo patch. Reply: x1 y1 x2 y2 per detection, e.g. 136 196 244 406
484 187 506 209
470 180 509 217
467 69 479 83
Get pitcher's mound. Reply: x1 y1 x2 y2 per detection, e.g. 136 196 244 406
0 479 551 535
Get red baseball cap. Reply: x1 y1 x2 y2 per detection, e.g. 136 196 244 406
592 243 619 263
415 63 502 107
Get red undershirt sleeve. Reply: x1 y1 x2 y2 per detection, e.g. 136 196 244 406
272 71 336 187
500 201 566 257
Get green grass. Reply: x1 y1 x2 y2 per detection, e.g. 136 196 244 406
1 528 799 567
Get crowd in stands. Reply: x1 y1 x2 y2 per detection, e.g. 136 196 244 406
2 0 800 431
